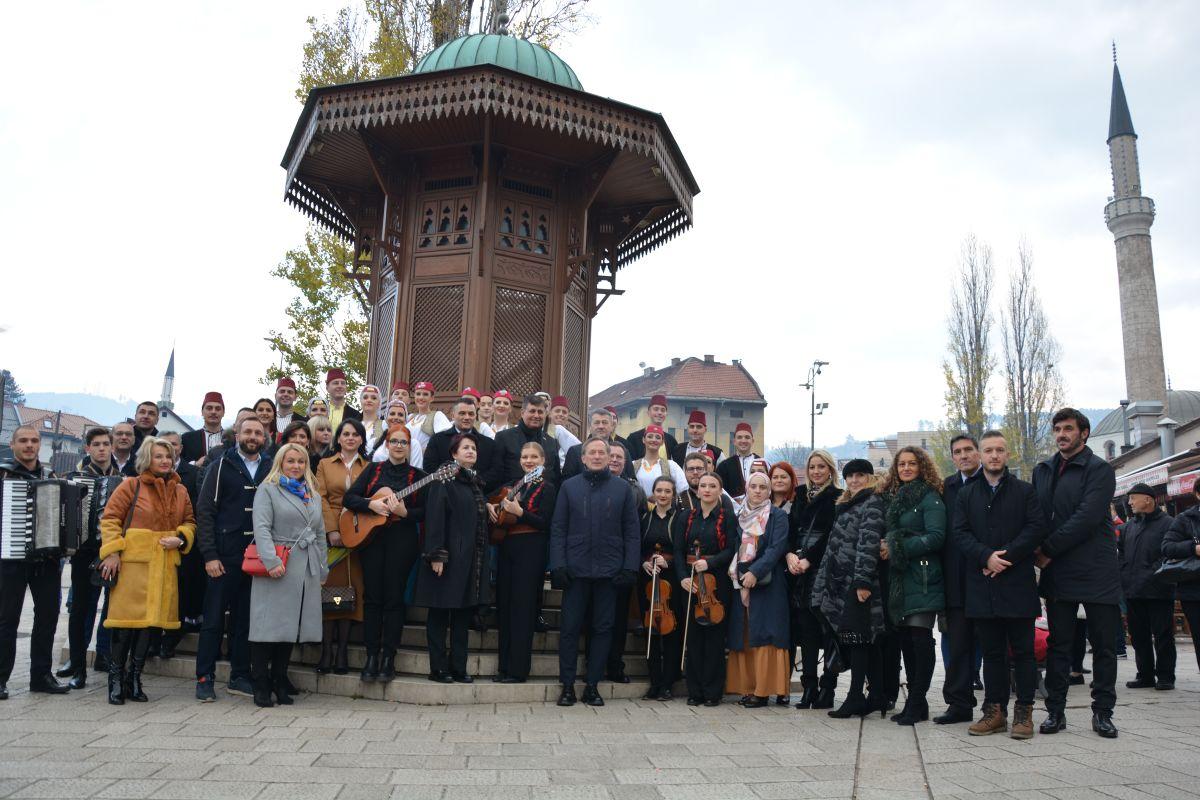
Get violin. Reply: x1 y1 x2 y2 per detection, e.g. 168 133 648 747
687 542 725 626
643 544 676 638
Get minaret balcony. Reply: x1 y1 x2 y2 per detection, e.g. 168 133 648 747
1104 195 1155 225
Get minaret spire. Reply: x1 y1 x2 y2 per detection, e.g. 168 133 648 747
1108 46 1136 143
160 347 176 410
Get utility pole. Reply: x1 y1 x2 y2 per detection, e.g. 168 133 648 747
800 360 829 452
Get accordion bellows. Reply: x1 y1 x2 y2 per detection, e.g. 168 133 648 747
100 526 195 630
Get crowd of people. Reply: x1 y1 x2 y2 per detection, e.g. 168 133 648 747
2 372 1199 741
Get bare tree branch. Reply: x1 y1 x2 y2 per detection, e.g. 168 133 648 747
942 234 996 441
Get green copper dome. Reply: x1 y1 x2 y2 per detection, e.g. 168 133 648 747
413 33 582 91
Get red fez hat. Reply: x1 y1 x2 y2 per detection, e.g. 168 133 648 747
325 368 346 384
645 424 664 436
277 377 296 390
735 422 753 435
649 394 669 408
461 386 481 400
392 381 410 392
493 389 512 400
413 381 435 392
202 391 224 408
604 405 618 417
551 395 569 409
688 410 707 426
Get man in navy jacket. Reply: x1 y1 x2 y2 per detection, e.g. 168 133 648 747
550 437 640 707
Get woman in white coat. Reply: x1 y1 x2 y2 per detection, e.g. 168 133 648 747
249 443 329 707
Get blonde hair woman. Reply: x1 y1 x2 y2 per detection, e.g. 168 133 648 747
99 436 196 705
248 443 329 707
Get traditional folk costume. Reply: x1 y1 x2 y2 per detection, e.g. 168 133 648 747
406 381 452 450
673 500 736 705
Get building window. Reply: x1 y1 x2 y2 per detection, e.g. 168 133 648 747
1105 441 1116 460
729 408 743 418
628 409 637 420
684 406 697 415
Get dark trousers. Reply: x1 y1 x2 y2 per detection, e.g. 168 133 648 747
846 641 882 700
1181 601 1200 672
67 554 107 667
684 620 727 702
941 606 978 711
361 531 421 655
425 607 470 675
162 547 207 653
496 533 547 680
195 559 251 681
0 560 62 682
250 642 294 689
899 625 935 708
640 572 683 690
872 630 902 701
559 577 616 686
976 617 1036 706
795 606 835 691
605 584 634 678
1045 600 1120 714
1126 598 1176 683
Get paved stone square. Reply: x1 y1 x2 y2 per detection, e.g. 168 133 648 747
3 596 1199 799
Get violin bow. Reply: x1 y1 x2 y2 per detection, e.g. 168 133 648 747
680 551 696 673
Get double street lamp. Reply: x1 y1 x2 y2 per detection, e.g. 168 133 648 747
800 360 829 452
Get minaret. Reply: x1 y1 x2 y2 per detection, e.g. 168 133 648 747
159 348 176 411
1105 53 1167 411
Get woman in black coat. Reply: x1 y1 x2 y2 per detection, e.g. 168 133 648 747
490 441 557 684
787 450 841 709
1162 483 1200 671
413 434 491 683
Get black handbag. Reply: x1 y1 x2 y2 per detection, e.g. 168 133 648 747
1154 552 1200 585
737 560 772 587
322 585 357 613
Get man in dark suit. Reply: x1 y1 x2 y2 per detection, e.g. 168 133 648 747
424 400 495 486
158 431 204 659
625 395 679 461
716 422 761 500
181 392 226 466
489 394 561 488
563 408 632 481
670 410 723 468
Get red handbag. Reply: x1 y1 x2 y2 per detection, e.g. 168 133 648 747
242 543 289 576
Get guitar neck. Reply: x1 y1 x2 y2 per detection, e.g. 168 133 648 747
393 469 451 500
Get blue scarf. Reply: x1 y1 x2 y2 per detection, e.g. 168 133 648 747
279 476 311 504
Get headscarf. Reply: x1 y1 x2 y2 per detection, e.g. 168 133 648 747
732 473 773 575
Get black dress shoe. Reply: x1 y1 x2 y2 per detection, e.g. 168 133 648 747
607 672 631 684
1125 678 1156 688
972 678 984 691
583 684 604 706
742 696 768 708
557 686 577 706
1040 711 1066 734
794 686 816 709
360 654 380 683
686 697 702 706
1156 681 1175 691
491 673 509 683
702 699 721 707
378 654 397 683
811 686 835 709
657 689 673 702
427 671 453 684
1068 674 1085 686
775 695 790 706
29 674 70 694
68 670 88 691
499 676 525 684
55 660 74 678
1092 712 1118 738
450 672 474 684
933 706 974 725
642 686 660 700
0 683 8 700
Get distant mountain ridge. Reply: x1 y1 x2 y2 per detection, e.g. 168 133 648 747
22 392 204 429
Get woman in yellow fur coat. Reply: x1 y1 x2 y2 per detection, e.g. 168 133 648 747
99 436 195 705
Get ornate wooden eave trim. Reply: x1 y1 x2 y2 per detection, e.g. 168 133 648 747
285 178 356 241
614 206 691 269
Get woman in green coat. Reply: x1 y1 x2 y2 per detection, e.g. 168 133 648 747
877 446 946 725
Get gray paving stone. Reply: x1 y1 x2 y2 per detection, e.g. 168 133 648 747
95 780 169 799
10 779 113 798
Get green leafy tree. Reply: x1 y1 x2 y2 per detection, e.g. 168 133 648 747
268 0 592 403
1 370 25 406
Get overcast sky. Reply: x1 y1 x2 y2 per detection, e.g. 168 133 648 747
2 0 1197 447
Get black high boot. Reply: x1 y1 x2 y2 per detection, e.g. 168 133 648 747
125 630 151 702
315 622 334 674
360 652 380 682
378 651 397 682
107 629 131 706
273 646 295 706
333 620 350 674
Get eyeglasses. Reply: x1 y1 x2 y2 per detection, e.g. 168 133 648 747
387 439 410 446
685 466 706 473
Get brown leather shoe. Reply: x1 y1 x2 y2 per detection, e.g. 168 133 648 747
1010 702 1034 739
968 702 1007 736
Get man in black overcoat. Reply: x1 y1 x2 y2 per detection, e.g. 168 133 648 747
1119 483 1176 691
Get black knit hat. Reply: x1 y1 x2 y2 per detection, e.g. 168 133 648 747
842 458 874 479
1127 482 1156 499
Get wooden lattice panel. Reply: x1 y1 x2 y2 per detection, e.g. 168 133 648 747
562 308 585 416
410 285 465 389
369 289 397 389
490 287 546 398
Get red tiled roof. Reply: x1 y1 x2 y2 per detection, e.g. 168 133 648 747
589 357 767 410
15 405 103 440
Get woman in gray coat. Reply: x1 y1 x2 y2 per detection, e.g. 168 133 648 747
249 443 329 707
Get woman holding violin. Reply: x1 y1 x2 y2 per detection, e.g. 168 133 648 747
490 441 557 684
674 472 736 707
342 423 427 682
640 476 683 701
725 472 792 708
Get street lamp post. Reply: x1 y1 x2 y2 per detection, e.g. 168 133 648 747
800 360 829 452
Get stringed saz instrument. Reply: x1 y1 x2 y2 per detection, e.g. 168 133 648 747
488 466 544 543
338 462 459 549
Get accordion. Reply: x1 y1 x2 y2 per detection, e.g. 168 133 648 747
69 474 126 547
0 479 86 561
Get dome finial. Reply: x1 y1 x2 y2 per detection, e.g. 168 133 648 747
497 12 510 36
1112 39 1117 65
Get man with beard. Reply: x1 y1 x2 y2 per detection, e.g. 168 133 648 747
670 411 723 468
275 377 307 431
716 422 762 501
1033 408 1120 739
626 395 679 461
130 401 160 456
0 426 70 699
181 392 226 466
490 395 561 488
551 438 640 707
193 416 270 701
